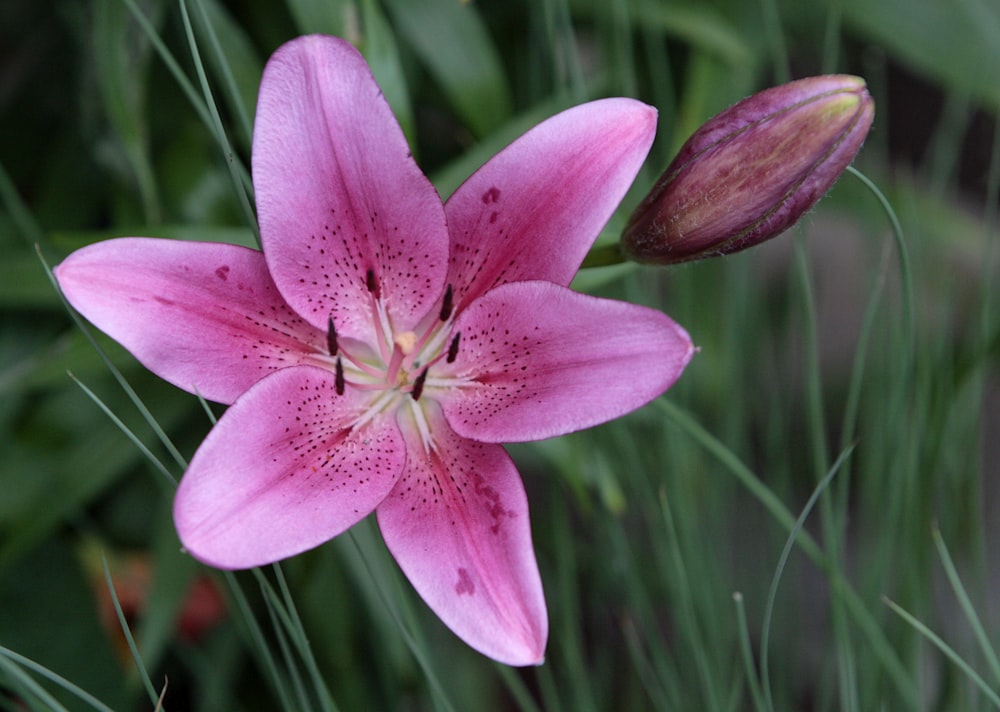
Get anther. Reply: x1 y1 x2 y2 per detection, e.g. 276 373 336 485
439 284 454 321
446 332 461 364
327 316 338 355
365 267 380 297
410 367 429 401
335 357 345 395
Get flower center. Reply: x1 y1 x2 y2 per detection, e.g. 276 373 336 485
324 273 461 409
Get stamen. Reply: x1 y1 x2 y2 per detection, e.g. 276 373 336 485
326 316 338 355
439 284 454 321
447 332 461 363
365 267 380 297
335 357 345 395
410 367 429 401
406 397 435 454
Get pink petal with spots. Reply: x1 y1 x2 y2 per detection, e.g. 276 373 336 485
54 238 325 404
440 281 694 442
444 98 656 312
253 35 448 339
377 402 547 666
174 366 404 569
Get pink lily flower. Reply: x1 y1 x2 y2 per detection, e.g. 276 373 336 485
55 35 693 665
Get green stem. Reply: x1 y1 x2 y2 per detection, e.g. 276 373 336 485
580 241 626 268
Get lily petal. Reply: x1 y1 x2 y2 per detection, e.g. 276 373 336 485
444 98 656 312
253 35 449 339
378 402 547 666
174 365 404 569
440 281 693 442
54 238 324 404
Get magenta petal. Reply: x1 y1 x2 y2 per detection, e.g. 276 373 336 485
54 238 325 404
174 366 404 569
377 403 547 665
253 35 448 339
440 281 694 442
444 98 656 312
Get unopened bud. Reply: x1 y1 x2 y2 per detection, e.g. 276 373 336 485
622 75 874 265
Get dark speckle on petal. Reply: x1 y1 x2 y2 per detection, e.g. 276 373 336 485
481 187 500 205
215 265 230 280
455 567 475 596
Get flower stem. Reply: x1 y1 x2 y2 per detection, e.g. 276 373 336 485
580 241 626 268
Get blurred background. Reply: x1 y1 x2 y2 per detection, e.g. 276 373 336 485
1 0 998 709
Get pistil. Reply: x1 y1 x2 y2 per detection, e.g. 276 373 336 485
384 342 406 385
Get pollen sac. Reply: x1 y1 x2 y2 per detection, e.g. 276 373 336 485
326 316 338 355
335 357 345 395
439 284 454 322
365 267 380 297
446 332 461 364
621 75 875 265
410 367 429 401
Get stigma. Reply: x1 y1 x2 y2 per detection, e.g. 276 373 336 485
394 331 419 356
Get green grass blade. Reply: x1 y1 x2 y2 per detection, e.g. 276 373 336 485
93 0 161 224
382 0 511 137
68 372 177 485
222 571 298 712
757 0 790 83
620 616 673 711
119 0 256 222
38 246 189 471
119 0 213 128
759 445 854 710
101 554 162 708
0 653 72 712
885 597 1000 709
178 0 259 243
821 0 843 73
732 593 768 712
259 579 312 712
932 525 1000 686
658 491 721 710
656 398 918 706
656 399 818 559
0 646 115 712
793 239 858 711
496 664 543 712
0 160 46 247
188 0 258 148
846 166 914 364
344 529 457 712
270 565 339 712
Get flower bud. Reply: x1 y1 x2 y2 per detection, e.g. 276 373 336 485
621 75 874 265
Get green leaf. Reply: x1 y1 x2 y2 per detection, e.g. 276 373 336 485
286 0 355 36
92 0 163 223
190 0 264 152
0 250 61 308
0 377 191 568
383 0 511 137
581 0 754 68
358 0 415 144
843 0 1000 110
0 539 128 710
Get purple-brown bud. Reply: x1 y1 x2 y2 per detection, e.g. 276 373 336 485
621 75 874 265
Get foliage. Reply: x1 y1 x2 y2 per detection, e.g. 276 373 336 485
2 0 998 709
